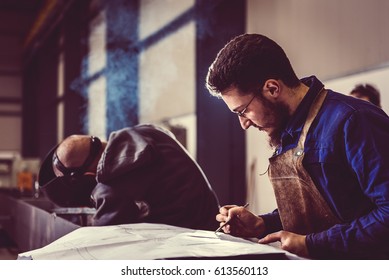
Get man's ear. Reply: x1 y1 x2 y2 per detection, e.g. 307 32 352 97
263 79 281 100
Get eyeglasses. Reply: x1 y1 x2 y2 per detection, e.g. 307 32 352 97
234 95 256 118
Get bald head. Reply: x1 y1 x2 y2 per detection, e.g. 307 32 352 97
53 135 105 177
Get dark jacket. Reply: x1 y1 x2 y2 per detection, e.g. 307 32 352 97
91 124 220 231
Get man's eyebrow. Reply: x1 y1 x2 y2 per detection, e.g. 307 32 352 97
231 104 244 113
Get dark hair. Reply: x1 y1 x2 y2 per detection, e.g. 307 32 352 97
350 84 381 108
206 34 300 97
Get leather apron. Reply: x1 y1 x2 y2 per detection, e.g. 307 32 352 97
268 89 340 234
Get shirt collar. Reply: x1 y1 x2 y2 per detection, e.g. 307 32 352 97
282 75 325 139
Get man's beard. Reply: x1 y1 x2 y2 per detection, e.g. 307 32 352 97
260 99 291 148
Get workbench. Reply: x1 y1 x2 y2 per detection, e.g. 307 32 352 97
0 192 79 252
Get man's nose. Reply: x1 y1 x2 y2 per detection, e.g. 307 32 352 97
239 116 252 130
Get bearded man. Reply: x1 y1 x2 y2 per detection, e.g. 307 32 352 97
206 33 389 259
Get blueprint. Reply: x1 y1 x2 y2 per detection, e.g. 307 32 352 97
18 223 300 260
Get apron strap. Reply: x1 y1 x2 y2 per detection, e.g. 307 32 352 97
297 88 327 148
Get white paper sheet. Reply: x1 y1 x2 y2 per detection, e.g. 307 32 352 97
18 223 300 260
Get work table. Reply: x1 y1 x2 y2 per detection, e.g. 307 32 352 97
0 192 79 252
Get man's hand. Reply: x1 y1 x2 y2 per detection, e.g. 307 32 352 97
258 230 309 258
216 205 265 238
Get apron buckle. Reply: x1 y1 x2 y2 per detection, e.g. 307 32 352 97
294 149 304 157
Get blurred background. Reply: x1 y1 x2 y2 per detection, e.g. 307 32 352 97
0 0 389 258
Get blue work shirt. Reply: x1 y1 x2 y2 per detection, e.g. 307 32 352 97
261 76 389 259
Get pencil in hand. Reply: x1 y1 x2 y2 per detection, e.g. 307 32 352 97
215 203 249 233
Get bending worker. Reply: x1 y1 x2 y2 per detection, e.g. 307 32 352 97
206 33 389 259
38 124 220 230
